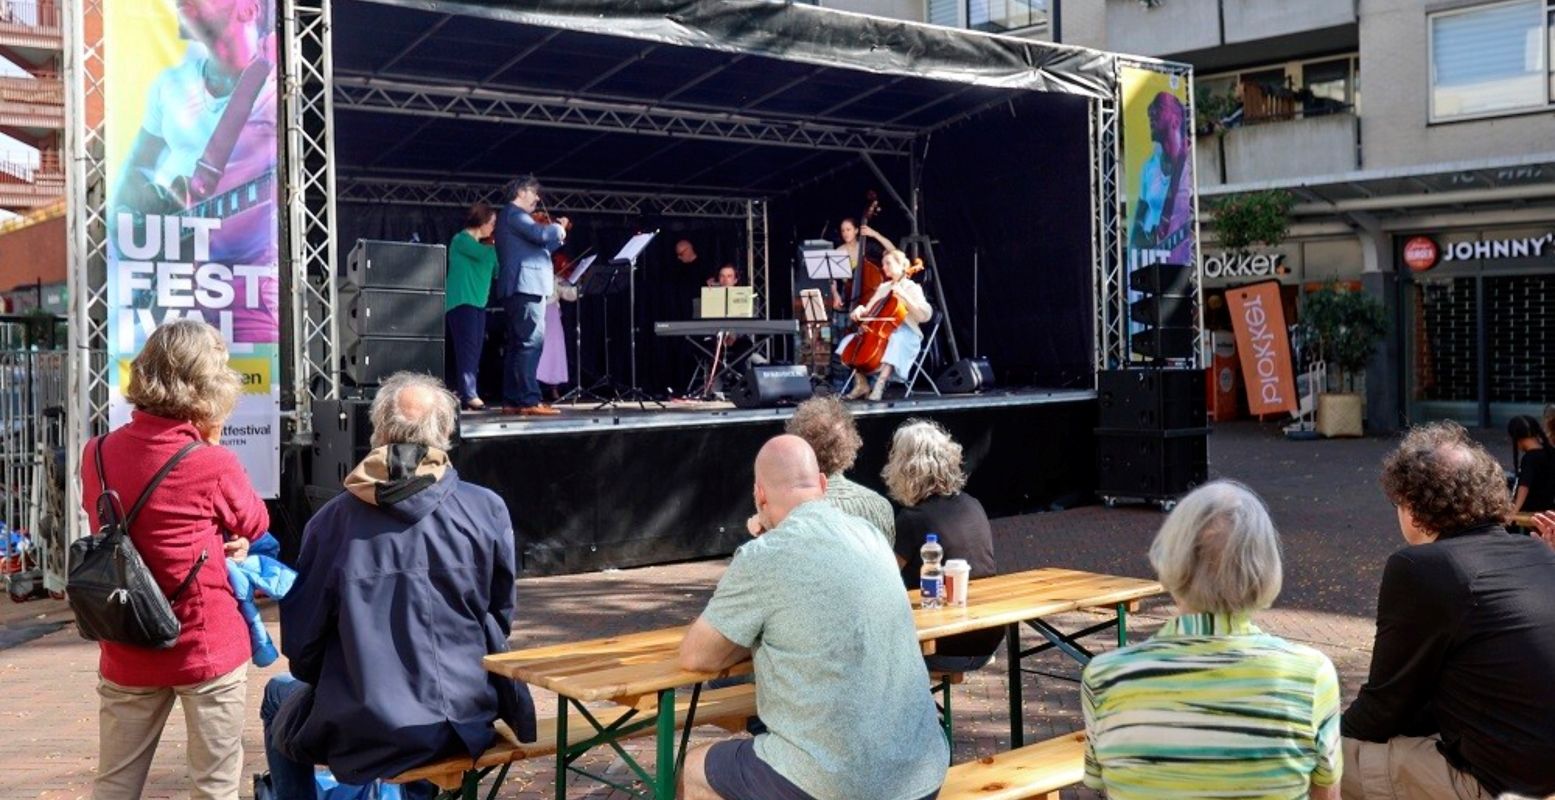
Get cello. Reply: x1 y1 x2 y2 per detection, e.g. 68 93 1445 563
839 256 925 373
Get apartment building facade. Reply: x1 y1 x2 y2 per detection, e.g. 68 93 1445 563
826 0 1555 430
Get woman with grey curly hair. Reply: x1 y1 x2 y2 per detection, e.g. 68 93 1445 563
883 419 1001 670
1341 421 1555 800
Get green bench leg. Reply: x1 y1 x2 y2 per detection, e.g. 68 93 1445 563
655 687 676 800
555 705 568 798
1117 602 1128 648
1006 621 1023 748
939 679 954 751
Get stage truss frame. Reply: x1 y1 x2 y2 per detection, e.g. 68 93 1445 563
61 0 1185 561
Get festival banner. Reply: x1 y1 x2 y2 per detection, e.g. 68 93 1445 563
1225 281 1297 416
1121 65 1196 273
104 0 281 496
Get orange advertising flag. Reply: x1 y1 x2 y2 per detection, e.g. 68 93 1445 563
1225 281 1298 416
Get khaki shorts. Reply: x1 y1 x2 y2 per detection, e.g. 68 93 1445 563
1341 736 1492 800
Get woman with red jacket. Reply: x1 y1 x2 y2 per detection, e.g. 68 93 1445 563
82 319 269 800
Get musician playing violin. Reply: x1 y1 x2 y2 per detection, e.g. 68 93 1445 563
840 249 931 402
831 218 898 311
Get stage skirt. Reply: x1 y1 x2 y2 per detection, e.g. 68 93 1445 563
537 300 568 385
837 323 923 380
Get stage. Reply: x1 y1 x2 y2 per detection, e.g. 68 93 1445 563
449 388 1099 575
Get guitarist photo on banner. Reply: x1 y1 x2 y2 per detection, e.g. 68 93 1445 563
103 0 283 496
1126 89 1193 268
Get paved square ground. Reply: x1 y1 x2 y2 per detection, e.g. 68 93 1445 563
0 421 1508 798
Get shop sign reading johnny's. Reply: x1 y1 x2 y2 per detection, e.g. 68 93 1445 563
1405 233 1554 272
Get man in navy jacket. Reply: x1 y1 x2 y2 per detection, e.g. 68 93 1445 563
494 174 567 415
263 373 536 797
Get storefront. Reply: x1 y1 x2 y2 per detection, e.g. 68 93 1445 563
1399 228 1555 428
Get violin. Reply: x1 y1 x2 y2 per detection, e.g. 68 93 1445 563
839 257 925 373
532 211 571 231
533 205 575 277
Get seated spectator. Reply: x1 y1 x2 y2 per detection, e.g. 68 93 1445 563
678 435 947 800
1082 481 1341 800
885 419 1001 671
785 395 896 543
1508 414 1555 512
1342 422 1555 800
83 319 268 800
263 372 536 799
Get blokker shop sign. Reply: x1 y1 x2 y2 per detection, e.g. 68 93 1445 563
1203 251 1285 280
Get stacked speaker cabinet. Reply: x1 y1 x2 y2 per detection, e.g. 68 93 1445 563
340 240 446 385
1095 368 1209 510
1129 262 1196 362
309 398 373 499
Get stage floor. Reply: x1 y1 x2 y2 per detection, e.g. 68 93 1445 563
458 387 1097 439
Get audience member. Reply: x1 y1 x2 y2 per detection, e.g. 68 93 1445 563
82 319 269 800
785 396 895 544
1082 481 1341 800
1508 414 1555 512
1341 422 1555 800
263 372 536 799
885 419 1001 671
678 435 947 800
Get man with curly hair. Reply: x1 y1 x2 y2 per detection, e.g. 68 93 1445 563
1341 422 1555 800
784 396 895 545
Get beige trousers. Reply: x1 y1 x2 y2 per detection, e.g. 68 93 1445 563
94 664 248 800
1340 736 1492 800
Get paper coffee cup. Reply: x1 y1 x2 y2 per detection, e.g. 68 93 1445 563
944 559 971 607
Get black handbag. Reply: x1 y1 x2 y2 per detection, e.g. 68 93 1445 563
67 436 207 649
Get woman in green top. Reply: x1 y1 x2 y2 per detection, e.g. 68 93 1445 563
446 202 499 410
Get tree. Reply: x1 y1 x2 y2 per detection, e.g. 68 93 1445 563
1301 282 1387 393
1208 190 1295 254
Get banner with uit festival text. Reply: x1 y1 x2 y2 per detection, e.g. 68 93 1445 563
104 0 281 497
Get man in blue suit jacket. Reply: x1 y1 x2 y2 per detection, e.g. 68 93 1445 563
493 175 567 415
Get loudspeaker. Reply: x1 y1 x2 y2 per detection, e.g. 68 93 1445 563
731 364 813 408
1128 262 1196 360
1097 369 1207 430
344 337 444 385
344 239 446 290
1095 428 1209 498
937 358 995 394
341 287 445 339
310 398 373 491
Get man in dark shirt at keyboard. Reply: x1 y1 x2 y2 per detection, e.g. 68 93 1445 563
1341 422 1555 800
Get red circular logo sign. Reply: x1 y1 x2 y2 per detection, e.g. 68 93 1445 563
1403 236 1440 272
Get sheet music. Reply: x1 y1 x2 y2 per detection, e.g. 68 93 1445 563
613 231 658 263
804 248 852 280
566 254 597 284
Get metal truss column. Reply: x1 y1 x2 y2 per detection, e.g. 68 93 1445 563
1091 89 1125 374
62 0 108 578
282 0 341 438
746 199 769 319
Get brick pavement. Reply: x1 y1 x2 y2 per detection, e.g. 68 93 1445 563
0 421 1510 799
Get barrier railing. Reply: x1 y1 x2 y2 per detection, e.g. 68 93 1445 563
0 317 67 597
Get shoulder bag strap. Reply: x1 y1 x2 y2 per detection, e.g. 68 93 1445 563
124 440 207 602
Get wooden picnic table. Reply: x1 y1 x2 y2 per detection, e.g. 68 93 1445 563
483 566 1166 800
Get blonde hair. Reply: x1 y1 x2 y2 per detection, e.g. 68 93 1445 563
124 319 242 428
1148 481 1283 615
882 419 966 506
883 249 910 275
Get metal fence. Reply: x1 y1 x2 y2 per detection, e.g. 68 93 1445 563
0 319 68 594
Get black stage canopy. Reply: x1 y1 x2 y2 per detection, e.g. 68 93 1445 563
331 0 1120 390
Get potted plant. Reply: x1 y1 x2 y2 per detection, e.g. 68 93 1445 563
1301 282 1387 438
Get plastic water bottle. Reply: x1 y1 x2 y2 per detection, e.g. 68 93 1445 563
920 533 945 609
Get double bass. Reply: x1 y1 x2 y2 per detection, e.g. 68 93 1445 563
839 257 925 373
842 191 885 308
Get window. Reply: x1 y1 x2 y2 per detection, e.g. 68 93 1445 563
1429 0 1549 121
968 0 1046 32
1302 58 1353 115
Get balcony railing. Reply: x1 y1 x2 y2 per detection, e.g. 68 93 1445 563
0 1 61 37
0 73 61 106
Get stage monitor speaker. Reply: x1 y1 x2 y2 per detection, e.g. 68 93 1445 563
1095 427 1209 499
344 239 446 291
341 286 445 339
344 337 444 386
310 398 373 491
1097 368 1206 430
731 364 812 409
937 358 994 394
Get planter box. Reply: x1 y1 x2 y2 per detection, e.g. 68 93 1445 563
1317 393 1364 438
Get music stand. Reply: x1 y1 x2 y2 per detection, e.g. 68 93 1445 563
804 248 853 283
555 255 607 405
595 231 661 410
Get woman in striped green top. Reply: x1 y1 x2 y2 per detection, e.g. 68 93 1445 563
1081 481 1342 800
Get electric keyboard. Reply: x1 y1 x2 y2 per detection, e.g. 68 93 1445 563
654 320 799 337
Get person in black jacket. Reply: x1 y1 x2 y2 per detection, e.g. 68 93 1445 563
884 419 1002 671
1508 414 1555 513
1341 421 1555 800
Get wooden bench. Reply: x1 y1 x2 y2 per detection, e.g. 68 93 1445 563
388 684 759 791
940 731 1086 800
